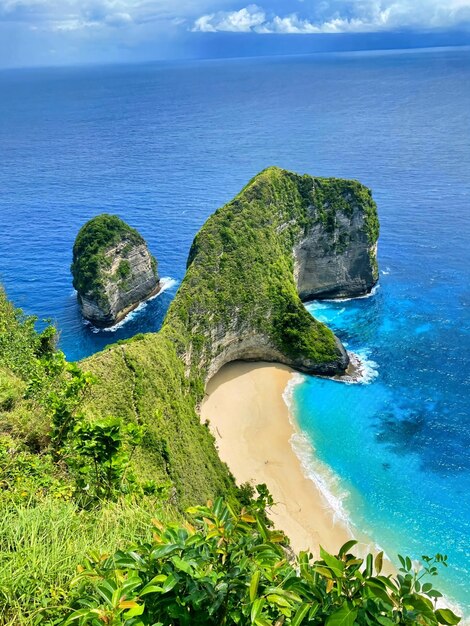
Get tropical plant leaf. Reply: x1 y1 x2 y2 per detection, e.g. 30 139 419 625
325 602 358 626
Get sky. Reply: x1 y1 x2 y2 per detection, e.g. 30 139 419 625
1 0 470 68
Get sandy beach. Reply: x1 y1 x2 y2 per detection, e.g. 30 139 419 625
200 360 355 556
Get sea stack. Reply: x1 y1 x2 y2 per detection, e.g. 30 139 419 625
71 214 160 327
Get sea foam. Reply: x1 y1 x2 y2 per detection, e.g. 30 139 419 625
343 350 379 385
322 283 381 303
282 374 353 529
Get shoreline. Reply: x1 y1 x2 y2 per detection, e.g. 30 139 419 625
201 360 369 556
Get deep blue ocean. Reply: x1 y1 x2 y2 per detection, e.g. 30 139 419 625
0 47 469 612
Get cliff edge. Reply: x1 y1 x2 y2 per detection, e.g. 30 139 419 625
71 214 160 327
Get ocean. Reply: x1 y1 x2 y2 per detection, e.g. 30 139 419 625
0 47 469 612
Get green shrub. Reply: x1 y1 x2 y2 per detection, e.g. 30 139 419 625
64 495 460 626
117 260 131 280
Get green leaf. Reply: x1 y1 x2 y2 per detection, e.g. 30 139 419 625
140 585 164 596
325 602 358 626
162 574 178 593
251 598 266 624
171 555 194 574
375 551 383 575
314 565 334 579
124 602 145 618
63 609 95 625
250 570 261 603
266 594 291 609
365 580 393 605
338 540 358 558
319 546 344 576
435 608 461 625
291 603 311 626
96 579 117 606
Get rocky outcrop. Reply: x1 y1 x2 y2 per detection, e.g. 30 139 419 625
294 181 379 300
164 167 379 381
72 215 160 327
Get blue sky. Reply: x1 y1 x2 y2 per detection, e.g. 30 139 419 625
1 0 470 67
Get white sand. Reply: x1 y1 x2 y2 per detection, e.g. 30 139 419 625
200 361 355 556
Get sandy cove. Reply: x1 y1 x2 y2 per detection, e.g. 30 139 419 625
200 360 362 557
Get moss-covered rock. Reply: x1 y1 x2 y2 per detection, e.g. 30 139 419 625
71 214 160 327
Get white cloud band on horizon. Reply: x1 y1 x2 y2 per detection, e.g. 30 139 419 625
2 0 470 35
192 1 470 34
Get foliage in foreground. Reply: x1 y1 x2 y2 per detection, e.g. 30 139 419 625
0 495 179 625
65 496 460 626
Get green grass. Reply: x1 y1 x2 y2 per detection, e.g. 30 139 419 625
0 496 179 625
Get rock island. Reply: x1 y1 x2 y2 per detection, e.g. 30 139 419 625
71 214 160 327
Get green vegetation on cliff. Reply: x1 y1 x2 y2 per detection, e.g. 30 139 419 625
174 167 343 371
71 214 154 306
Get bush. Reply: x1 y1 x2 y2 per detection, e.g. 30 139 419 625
64 495 460 626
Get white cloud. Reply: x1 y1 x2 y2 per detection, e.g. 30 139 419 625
0 0 218 30
192 1 470 34
1 0 470 37
192 4 265 33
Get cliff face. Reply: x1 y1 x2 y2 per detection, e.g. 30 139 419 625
72 215 160 327
78 239 159 327
164 167 378 381
294 178 379 300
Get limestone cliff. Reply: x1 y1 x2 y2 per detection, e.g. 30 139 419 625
164 167 379 380
294 178 379 300
72 215 160 327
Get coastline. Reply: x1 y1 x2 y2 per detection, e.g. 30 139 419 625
201 361 359 556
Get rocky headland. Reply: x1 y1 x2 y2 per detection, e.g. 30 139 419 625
71 214 160 327
76 167 379 505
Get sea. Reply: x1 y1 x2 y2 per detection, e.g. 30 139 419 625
0 47 469 613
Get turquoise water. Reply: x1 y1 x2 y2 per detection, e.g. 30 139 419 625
295 275 469 611
0 48 468 610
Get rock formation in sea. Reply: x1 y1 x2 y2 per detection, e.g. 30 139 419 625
71 214 160 327
180 167 379 380
294 178 379 300
74 167 380 504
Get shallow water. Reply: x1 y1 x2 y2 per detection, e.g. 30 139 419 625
0 47 469 610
